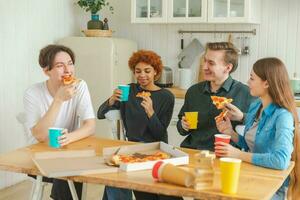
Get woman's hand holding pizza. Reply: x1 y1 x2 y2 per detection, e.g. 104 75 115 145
141 96 154 118
215 115 234 136
224 103 244 121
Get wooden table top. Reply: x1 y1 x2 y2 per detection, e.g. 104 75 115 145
0 136 294 200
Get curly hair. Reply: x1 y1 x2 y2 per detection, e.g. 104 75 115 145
128 50 163 80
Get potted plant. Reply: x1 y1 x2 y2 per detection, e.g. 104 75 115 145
77 0 113 30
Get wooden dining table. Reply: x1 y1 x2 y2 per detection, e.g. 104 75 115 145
0 136 294 200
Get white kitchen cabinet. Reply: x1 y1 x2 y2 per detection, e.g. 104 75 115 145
131 0 260 24
207 0 260 23
131 0 168 23
167 0 207 23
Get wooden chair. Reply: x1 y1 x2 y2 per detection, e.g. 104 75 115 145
104 110 127 140
235 125 245 136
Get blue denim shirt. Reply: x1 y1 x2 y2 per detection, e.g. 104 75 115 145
238 99 294 170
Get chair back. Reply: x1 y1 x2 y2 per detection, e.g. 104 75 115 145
16 112 37 145
235 125 245 136
104 110 126 140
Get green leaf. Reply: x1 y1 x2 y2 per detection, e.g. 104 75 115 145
76 0 114 14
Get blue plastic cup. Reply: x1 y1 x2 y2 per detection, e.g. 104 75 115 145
48 127 63 148
118 85 130 102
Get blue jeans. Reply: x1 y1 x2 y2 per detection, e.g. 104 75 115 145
102 186 132 200
271 186 287 200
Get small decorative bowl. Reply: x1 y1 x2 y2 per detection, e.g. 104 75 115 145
82 29 113 37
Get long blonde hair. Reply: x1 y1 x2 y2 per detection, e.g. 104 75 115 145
253 57 300 199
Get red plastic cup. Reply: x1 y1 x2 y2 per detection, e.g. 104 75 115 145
215 134 231 144
215 134 231 157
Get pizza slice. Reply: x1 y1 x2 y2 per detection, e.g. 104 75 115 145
211 96 233 110
62 75 79 85
136 91 151 98
215 110 228 123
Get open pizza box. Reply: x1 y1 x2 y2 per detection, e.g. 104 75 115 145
32 149 118 178
103 142 189 172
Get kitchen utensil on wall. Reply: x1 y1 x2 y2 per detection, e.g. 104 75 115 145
180 33 184 50
236 35 250 55
241 36 250 55
178 38 204 69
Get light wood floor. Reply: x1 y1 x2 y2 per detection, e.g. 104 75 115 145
0 179 192 200
0 179 105 200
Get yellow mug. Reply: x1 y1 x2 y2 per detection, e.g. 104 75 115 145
185 112 198 129
220 157 242 194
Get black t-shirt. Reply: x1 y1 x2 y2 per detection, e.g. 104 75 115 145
98 83 175 143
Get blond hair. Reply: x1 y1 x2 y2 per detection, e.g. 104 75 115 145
205 42 239 73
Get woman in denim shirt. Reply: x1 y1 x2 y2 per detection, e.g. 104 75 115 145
215 57 300 199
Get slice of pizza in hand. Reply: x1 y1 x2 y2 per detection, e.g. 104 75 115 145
136 91 151 98
211 96 233 109
62 75 80 85
215 110 228 123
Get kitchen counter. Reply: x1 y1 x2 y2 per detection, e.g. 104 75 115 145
166 87 186 99
167 87 300 107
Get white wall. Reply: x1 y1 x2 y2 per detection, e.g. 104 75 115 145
96 0 300 85
0 0 80 189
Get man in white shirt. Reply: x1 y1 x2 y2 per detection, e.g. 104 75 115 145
24 44 95 200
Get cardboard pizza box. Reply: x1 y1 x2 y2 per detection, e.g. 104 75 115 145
32 149 118 178
103 142 189 172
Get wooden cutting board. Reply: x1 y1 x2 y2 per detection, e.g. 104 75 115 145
32 149 118 178
198 56 204 82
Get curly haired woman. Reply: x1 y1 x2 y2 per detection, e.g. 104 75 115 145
98 50 182 200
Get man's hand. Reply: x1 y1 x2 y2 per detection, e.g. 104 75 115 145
181 116 190 131
141 96 154 118
58 129 73 147
54 83 77 103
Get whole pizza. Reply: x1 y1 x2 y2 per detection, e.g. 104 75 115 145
110 151 171 166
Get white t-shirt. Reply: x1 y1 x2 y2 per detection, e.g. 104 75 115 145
23 80 95 144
